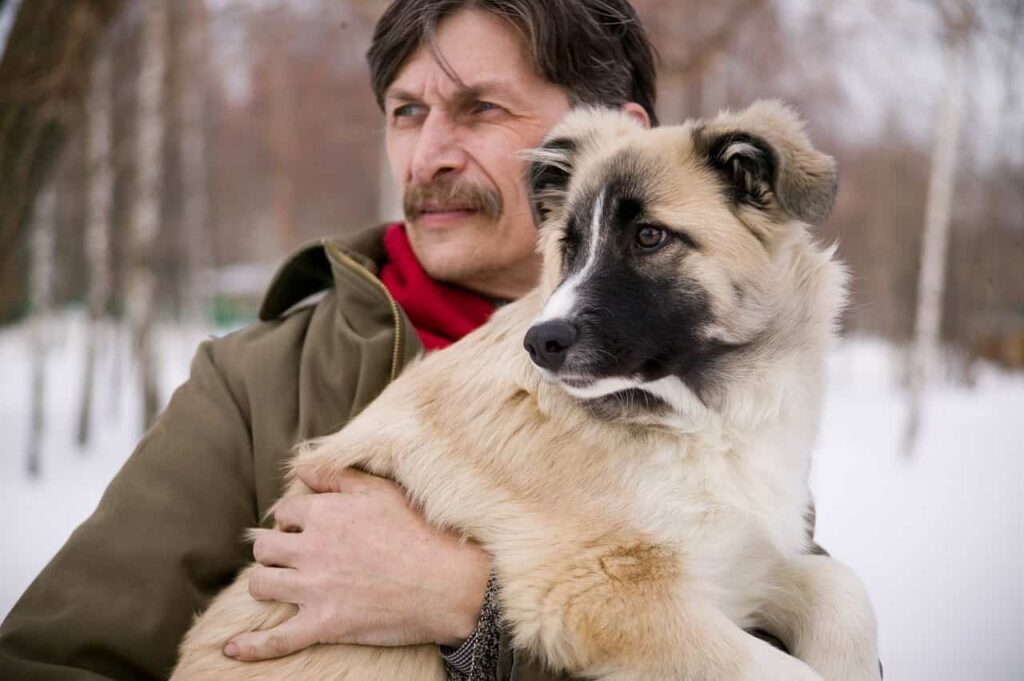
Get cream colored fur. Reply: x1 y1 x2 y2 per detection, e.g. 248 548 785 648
172 102 880 681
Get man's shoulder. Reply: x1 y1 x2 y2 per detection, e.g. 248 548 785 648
257 223 392 322
198 222 419 442
205 222 397 380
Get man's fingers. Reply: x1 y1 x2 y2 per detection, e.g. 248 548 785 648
271 495 312 531
295 465 379 494
247 565 302 603
251 529 304 568
224 611 319 662
294 464 368 493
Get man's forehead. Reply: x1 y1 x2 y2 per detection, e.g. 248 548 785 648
385 74 524 103
384 9 541 103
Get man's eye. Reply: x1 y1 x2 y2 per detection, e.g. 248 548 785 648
392 103 423 119
473 101 502 114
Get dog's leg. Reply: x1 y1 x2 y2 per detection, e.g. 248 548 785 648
500 539 823 681
760 554 881 681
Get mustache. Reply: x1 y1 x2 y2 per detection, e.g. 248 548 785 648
403 179 503 222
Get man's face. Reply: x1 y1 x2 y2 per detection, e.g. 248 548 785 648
384 9 573 299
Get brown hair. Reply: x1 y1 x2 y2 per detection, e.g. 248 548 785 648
367 0 659 126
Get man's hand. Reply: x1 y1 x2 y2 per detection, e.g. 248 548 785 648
223 467 491 661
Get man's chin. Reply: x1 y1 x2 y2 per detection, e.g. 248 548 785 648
404 216 541 298
412 242 493 287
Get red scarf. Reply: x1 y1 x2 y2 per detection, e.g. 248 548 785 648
379 223 495 351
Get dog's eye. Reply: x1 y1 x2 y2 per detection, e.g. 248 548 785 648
635 225 667 252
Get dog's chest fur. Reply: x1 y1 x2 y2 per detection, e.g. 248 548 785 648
418 321 816 625
542 408 810 609
416 296 815 573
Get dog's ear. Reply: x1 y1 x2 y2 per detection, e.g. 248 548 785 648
524 135 578 227
524 107 645 227
695 100 837 224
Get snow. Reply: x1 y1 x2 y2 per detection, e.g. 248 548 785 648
812 338 1024 681
0 313 218 628
2 318 1022 680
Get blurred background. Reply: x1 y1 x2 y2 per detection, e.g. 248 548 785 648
0 0 1021 679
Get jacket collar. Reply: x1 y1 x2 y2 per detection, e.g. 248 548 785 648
258 223 390 322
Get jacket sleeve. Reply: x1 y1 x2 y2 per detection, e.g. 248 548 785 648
0 340 259 681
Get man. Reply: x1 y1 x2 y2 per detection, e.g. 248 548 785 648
0 1 660 679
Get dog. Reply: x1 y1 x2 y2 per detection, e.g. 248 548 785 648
172 100 881 681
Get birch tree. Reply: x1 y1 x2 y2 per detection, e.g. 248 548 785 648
27 183 57 477
904 0 975 457
129 0 168 430
267 37 297 253
77 40 114 447
178 0 213 323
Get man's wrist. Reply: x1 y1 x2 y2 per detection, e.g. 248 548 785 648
440 570 503 681
436 541 492 646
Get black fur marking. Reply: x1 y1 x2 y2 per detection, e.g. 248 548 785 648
526 136 577 227
615 196 644 225
561 254 742 406
559 214 584 277
702 131 779 207
694 128 779 244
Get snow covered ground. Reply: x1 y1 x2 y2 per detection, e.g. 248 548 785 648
2 315 1022 680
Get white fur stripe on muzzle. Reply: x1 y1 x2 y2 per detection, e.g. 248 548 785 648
536 189 607 323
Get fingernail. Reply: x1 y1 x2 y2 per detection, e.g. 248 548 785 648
224 642 239 658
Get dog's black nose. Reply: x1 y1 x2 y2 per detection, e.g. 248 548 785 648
524 320 578 372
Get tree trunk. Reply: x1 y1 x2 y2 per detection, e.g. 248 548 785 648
268 44 297 253
77 40 114 448
178 0 213 323
129 0 168 431
0 0 26 62
904 5 971 458
27 183 57 478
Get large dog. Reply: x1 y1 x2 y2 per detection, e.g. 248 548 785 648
172 101 880 681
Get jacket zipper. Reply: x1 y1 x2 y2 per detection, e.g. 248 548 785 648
323 240 404 383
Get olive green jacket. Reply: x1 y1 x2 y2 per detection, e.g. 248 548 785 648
0 225 564 681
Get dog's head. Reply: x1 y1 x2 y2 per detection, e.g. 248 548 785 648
522 101 844 420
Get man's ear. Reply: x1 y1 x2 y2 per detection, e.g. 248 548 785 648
695 100 838 225
620 102 651 129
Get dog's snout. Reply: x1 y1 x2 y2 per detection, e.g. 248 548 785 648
524 320 578 372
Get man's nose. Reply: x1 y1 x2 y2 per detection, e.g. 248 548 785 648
410 111 467 184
